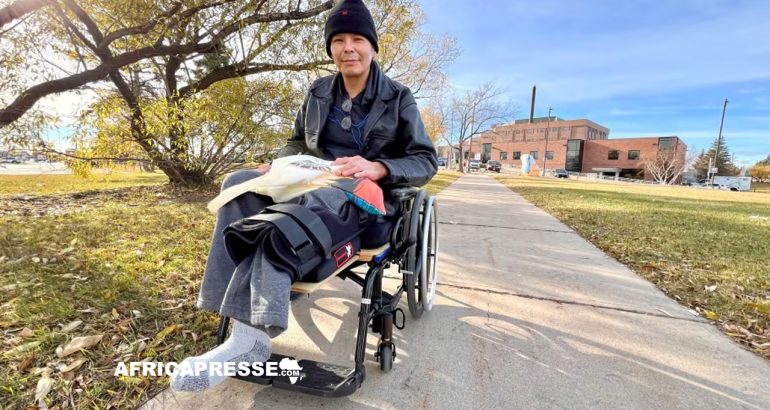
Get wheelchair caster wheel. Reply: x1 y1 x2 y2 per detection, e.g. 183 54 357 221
377 343 394 372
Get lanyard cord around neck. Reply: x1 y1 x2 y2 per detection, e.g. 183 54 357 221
331 106 368 151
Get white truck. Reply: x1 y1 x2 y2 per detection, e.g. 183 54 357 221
713 176 752 191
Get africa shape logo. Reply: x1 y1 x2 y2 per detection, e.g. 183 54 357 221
334 241 355 268
278 357 304 384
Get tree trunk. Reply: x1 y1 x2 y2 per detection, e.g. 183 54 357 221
458 145 465 173
157 162 214 187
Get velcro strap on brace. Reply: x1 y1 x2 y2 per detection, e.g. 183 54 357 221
246 213 316 263
264 204 333 259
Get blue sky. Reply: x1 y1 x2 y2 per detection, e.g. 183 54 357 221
418 0 770 167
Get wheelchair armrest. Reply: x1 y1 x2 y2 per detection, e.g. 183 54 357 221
387 186 420 200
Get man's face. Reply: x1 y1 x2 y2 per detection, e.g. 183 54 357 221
330 33 376 78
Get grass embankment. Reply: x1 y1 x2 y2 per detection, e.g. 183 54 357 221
0 170 461 409
0 172 168 196
495 176 770 359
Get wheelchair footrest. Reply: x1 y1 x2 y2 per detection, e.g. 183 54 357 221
232 353 360 397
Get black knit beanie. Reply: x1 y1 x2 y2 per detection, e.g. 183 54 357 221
324 0 379 57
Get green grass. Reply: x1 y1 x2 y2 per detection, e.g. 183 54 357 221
494 176 770 359
0 170 460 409
424 170 463 196
753 182 770 193
0 171 168 196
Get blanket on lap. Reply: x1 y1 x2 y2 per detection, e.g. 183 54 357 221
207 155 386 216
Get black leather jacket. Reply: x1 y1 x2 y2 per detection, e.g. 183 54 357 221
278 62 438 187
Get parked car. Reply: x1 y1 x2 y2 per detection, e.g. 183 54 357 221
1 156 21 164
469 160 480 171
437 157 448 167
704 183 731 191
553 169 569 178
486 160 501 173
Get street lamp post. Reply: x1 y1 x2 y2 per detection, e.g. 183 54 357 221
709 98 728 185
541 107 552 176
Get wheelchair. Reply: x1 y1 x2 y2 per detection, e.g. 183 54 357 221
215 186 439 397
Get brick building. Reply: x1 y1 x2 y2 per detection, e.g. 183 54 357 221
445 117 687 182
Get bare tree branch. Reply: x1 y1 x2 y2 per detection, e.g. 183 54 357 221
177 61 331 99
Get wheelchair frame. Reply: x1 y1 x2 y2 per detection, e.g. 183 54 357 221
215 187 438 397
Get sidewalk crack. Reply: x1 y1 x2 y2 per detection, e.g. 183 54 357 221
438 281 704 323
439 221 572 234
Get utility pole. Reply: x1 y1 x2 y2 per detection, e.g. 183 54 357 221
449 109 454 168
541 107 552 176
709 98 728 185
467 107 476 173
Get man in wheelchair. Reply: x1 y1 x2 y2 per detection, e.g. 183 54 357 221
170 0 437 393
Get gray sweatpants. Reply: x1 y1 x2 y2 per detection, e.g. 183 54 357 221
196 169 350 338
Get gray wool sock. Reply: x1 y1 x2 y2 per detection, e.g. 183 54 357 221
170 320 271 392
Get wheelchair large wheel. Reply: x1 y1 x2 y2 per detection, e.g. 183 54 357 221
420 196 439 311
405 193 439 318
405 191 426 319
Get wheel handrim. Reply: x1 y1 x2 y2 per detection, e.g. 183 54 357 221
420 196 439 311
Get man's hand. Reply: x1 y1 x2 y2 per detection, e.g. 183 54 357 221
256 163 271 174
332 156 389 181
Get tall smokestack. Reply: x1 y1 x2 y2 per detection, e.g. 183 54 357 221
529 85 536 124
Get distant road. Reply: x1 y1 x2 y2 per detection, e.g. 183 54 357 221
0 162 71 175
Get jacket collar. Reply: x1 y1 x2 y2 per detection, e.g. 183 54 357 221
311 61 397 102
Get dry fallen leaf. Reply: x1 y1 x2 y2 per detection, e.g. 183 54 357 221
60 320 83 333
136 340 147 354
56 335 104 358
60 358 87 373
18 356 33 373
2 341 41 358
149 324 177 348
160 302 184 311
117 319 132 334
35 371 53 407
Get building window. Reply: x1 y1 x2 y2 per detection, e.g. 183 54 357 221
512 151 521 160
530 151 538 160
608 150 619 160
545 151 554 160
500 152 508 161
658 136 677 151
566 139 584 172
628 150 640 160
482 143 492 163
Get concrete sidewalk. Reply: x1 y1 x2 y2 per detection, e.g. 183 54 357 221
142 174 770 409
